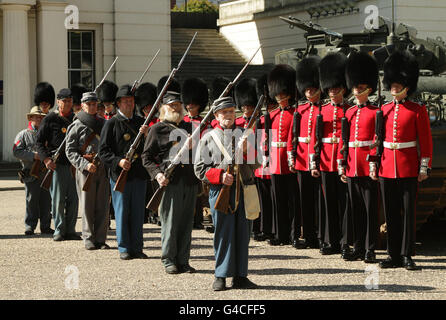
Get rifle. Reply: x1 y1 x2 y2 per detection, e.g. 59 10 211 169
145 47 263 210
40 57 119 190
292 111 301 158
313 107 324 170
366 79 383 164
114 33 197 193
30 158 41 179
339 105 350 166
130 49 161 94
214 95 264 213
82 153 100 192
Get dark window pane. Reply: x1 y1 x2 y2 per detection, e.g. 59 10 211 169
70 32 81 50
81 71 93 90
70 71 81 86
82 32 92 50
82 51 92 70
70 51 81 69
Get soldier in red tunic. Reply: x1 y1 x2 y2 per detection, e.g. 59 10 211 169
378 50 432 271
287 56 322 250
340 51 380 263
267 64 300 246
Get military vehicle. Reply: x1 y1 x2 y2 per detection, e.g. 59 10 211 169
276 14 446 231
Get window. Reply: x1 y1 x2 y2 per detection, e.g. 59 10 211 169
68 30 95 90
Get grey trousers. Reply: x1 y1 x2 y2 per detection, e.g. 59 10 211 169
24 178 51 231
159 179 198 267
75 165 110 244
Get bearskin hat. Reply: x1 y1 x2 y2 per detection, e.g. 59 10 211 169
296 56 321 97
157 76 181 96
115 84 133 101
235 78 258 109
34 82 55 108
70 83 88 105
267 64 296 105
211 76 233 101
345 51 379 94
256 73 274 103
97 80 118 104
382 50 419 96
181 78 209 113
319 52 348 96
135 82 157 111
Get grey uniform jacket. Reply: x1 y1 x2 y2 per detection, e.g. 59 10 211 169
65 119 101 173
194 126 260 185
13 126 39 182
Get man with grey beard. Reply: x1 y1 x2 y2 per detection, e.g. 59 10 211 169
142 91 200 274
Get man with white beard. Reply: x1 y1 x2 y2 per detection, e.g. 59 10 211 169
142 91 199 274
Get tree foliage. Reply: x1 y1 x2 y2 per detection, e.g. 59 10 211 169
172 0 219 13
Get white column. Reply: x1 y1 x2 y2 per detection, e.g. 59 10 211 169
1 4 31 161
36 1 68 90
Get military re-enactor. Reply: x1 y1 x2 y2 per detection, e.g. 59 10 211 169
142 91 199 274
13 106 52 236
98 85 149 260
66 92 110 250
33 82 55 114
36 88 80 242
194 96 260 291
379 50 433 271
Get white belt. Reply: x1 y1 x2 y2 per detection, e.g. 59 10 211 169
271 141 287 148
348 140 374 148
321 137 340 144
298 136 311 143
383 141 417 150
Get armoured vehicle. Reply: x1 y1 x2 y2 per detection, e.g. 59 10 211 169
276 15 446 231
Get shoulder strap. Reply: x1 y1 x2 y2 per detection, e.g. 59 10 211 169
80 131 97 154
210 130 232 163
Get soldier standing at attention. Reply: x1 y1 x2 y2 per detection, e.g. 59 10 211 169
66 92 110 250
13 106 53 236
33 82 55 114
36 88 80 242
379 50 433 271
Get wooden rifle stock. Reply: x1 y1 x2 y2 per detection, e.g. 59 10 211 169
30 159 41 179
114 168 128 193
40 169 53 191
82 154 100 192
146 185 165 211
214 165 234 214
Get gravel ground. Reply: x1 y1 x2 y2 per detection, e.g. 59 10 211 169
1 187 445 301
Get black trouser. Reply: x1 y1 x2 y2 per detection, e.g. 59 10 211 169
379 177 418 257
271 173 300 242
255 177 274 236
320 171 350 249
347 177 378 252
297 170 319 243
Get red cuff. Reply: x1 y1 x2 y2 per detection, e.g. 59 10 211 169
205 168 224 184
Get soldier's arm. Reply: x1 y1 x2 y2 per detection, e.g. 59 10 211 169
65 122 90 172
141 126 163 181
417 105 433 176
98 119 122 173
13 130 35 162
194 134 223 185
35 116 52 161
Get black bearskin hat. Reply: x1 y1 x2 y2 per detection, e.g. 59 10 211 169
319 52 348 96
267 64 296 102
97 80 118 104
256 73 275 105
296 56 321 96
34 82 55 108
211 76 233 101
235 78 258 109
135 82 157 112
181 77 209 113
71 83 88 105
345 51 379 94
157 76 181 96
382 50 419 96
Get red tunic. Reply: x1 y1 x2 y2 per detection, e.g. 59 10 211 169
378 100 432 178
287 102 318 171
337 104 377 177
269 106 295 175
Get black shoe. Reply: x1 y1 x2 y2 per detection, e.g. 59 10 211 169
95 243 110 250
132 252 149 259
402 256 421 271
364 250 377 263
193 224 204 230
205 226 215 233
344 250 365 261
24 229 34 236
379 256 403 268
268 239 290 246
120 252 132 260
85 241 97 250
65 233 82 240
212 277 226 291
53 234 64 241
320 245 340 255
178 264 196 273
40 228 54 235
340 245 352 259
254 233 268 242
165 265 179 274
294 239 319 249
231 276 258 289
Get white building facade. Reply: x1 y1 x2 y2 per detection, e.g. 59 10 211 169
0 0 171 161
